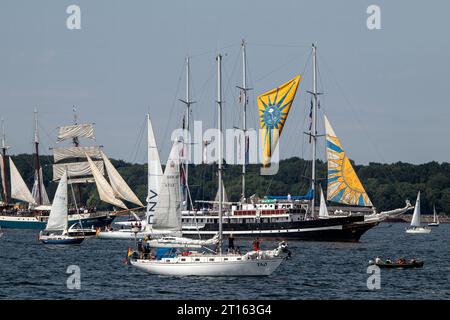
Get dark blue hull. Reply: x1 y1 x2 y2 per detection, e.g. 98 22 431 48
40 237 85 245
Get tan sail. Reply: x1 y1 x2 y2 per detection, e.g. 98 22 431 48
52 161 104 181
53 146 102 162
57 123 95 142
101 151 143 207
9 158 36 204
86 154 127 209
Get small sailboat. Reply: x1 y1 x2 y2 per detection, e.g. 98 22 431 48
318 186 329 219
428 205 439 227
406 191 431 234
38 170 85 244
129 54 289 276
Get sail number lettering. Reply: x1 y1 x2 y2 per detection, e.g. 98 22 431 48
221 304 271 316
257 262 267 267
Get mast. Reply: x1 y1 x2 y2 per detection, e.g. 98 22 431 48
237 39 251 204
179 57 195 211
33 108 43 205
310 44 318 216
217 53 223 254
1 118 10 203
72 106 83 207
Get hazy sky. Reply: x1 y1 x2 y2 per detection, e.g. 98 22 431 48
0 0 449 165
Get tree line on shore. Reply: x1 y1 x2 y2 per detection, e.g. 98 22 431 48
6 154 450 215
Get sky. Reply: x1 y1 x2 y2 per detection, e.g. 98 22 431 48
0 0 449 165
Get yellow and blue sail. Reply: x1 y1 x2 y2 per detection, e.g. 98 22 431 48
258 75 301 166
324 115 373 207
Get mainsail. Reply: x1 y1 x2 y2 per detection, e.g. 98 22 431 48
101 151 143 207
31 167 50 205
45 170 68 231
318 186 329 218
9 158 36 204
410 191 421 227
324 115 373 207
152 140 182 231
257 75 301 166
146 114 163 224
86 154 127 209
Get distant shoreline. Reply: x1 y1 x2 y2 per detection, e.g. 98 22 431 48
384 214 449 223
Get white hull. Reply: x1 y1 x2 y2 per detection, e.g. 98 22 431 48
427 222 439 227
405 227 431 234
130 256 283 276
97 229 152 240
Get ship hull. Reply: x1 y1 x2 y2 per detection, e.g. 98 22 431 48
0 214 114 230
182 216 379 242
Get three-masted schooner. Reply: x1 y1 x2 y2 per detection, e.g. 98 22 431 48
179 42 413 242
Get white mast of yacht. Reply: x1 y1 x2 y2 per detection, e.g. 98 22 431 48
217 53 224 254
33 108 43 205
179 57 195 211
237 40 251 203
309 44 318 216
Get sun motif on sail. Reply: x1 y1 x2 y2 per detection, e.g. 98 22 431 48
258 75 301 166
324 116 373 207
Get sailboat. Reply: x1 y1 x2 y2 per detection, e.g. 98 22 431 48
406 191 431 234
428 205 439 227
0 111 115 230
38 170 85 244
318 186 329 219
129 53 289 276
181 43 413 242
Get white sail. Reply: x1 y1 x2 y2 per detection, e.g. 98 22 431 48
57 123 95 142
433 205 438 223
86 154 127 209
411 191 421 227
152 140 182 231
45 170 68 231
146 114 163 224
319 187 329 218
101 151 143 207
9 158 36 204
53 146 102 163
52 161 104 181
31 168 50 205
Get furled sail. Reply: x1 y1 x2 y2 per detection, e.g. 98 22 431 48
0 154 6 200
318 186 329 218
410 191 421 227
86 154 127 209
53 146 102 163
146 114 163 224
152 140 182 231
46 170 68 231
52 161 104 181
57 123 95 142
101 151 143 207
31 168 50 205
9 158 36 204
257 75 301 166
324 115 373 207
214 178 229 210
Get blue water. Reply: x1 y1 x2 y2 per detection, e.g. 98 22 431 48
1 223 449 299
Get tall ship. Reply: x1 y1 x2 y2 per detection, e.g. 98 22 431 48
178 42 413 242
0 110 141 230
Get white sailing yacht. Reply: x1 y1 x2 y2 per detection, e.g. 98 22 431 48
406 191 431 234
38 170 85 244
428 205 439 227
318 186 329 219
129 53 289 276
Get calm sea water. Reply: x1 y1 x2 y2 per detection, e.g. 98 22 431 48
1 223 449 300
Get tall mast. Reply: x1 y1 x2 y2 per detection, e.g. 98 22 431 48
34 108 43 205
310 44 318 216
217 53 223 254
72 106 83 207
237 39 251 204
179 57 195 211
1 118 10 203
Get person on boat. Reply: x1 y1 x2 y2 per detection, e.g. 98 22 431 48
410 257 417 264
252 238 261 251
385 258 392 264
137 239 143 253
375 256 382 264
228 234 235 252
